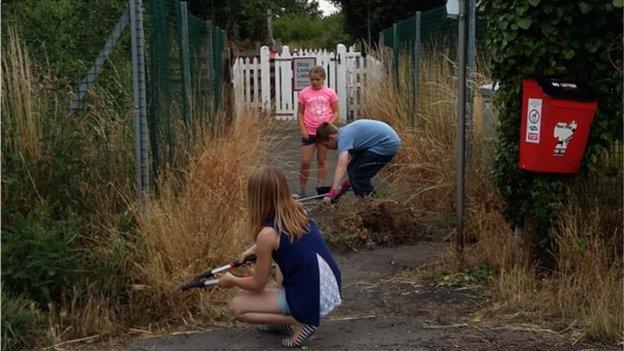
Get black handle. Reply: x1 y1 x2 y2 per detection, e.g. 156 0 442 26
234 253 257 267
181 279 207 291
194 271 214 281
180 254 257 292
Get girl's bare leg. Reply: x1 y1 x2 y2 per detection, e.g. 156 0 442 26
299 144 316 192
316 143 328 187
230 288 297 325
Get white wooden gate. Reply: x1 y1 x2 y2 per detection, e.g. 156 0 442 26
232 44 382 122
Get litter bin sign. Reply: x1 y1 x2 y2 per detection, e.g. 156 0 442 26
519 78 598 173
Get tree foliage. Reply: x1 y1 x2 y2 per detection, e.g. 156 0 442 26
482 0 623 253
330 0 444 41
275 13 351 49
189 0 323 42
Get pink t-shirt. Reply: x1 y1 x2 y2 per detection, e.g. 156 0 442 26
298 86 339 135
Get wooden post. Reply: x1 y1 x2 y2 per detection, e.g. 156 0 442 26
260 46 271 112
336 44 347 124
267 9 275 50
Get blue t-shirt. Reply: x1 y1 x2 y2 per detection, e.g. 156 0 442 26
337 119 401 156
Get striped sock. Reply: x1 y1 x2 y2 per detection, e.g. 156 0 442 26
281 324 316 348
256 324 293 335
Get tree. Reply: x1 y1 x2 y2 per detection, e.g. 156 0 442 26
274 12 351 49
189 0 322 42
330 0 444 42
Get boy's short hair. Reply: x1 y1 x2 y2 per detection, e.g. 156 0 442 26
309 66 326 78
316 122 339 142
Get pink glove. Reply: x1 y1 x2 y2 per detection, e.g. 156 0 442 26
339 179 351 191
323 187 339 202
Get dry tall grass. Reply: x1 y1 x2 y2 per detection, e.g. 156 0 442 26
363 48 493 218
490 173 623 342
361 48 623 342
1 27 43 161
131 111 271 321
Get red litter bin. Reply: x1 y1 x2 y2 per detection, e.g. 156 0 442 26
519 78 598 173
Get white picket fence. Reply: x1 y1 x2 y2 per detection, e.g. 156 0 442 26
232 44 383 122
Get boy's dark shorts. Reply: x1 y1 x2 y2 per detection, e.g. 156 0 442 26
301 134 317 146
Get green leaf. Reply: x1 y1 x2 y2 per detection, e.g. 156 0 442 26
517 18 532 30
579 1 593 13
528 0 541 6
613 0 623 8
515 4 529 15
585 40 600 53
541 23 556 36
562 49 575 59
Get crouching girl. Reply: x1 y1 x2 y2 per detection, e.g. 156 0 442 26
219 167 342 348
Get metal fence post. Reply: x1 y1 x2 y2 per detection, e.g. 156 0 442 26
465 0 477 161
412 12 421 129
68 9 129 115
129 0 149 203
206 20 215 117
179 1 192 131
392 23 398 80
456 0 468 258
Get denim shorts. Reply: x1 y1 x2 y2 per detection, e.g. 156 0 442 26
277 289 291 316
301 134 317 146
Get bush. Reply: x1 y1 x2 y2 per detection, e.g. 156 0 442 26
482 0 623 253
2 202 85 304
1 291 43 351
1 0 129 87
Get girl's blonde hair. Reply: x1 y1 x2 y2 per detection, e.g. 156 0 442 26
309 65 326 78
247 167 309 241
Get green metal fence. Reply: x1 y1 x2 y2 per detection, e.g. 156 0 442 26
378 3 487 152
146 0 227 175
382 5 487 59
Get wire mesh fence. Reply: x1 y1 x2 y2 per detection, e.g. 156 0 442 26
379 3 488 123
147 0 227 173
146 0 227 174
377 2 488 167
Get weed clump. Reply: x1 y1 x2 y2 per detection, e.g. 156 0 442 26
316 197 429 251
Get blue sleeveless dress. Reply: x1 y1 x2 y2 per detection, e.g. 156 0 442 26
266 218 342 326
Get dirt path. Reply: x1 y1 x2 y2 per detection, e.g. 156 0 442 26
264 120 339 196
116 121 611 350
120 243 606 351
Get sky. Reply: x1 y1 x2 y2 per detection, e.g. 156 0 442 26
317 0 339 16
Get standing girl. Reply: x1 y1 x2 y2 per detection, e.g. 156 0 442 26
219 167 342 348
296 66 340 197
